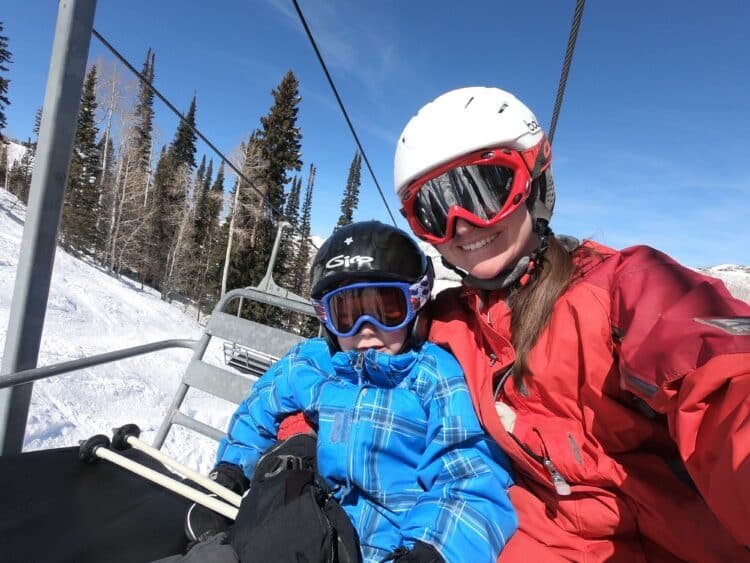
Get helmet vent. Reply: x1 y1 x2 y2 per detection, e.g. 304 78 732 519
463 96 474 109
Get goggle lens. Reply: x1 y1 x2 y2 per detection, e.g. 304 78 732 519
312 278 431 339
413 164 515 238
328 285 408 334
399 141 552 245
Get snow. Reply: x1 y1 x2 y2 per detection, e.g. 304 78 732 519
1 186 749 477
0 187 234 473
700 264 750 304
3 140 28 169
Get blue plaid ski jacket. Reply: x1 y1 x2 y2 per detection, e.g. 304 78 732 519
217 338 517 562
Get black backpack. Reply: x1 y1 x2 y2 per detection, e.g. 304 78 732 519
229 434 361 563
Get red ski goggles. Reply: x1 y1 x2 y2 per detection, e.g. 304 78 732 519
398 140 551 245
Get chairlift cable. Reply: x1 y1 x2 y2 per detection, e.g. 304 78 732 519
548 0 586 145
91 29 315 247
290 0 398 226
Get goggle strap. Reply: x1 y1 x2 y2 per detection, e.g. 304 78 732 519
522 136 551 179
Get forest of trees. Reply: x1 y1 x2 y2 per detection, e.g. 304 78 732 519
0 25 363 336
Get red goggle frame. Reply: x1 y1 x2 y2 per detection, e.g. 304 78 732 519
399 138 551 245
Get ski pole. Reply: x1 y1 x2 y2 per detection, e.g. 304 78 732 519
79 434 239 520
111 424 242 508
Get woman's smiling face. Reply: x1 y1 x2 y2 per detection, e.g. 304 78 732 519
435 206 538 279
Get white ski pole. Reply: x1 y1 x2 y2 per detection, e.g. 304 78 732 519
79 434 238 520
112 424 242 508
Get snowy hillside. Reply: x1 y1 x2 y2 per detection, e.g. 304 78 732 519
3 140 28 170
700 264 750 304
0 188 232 473
1 187 749 475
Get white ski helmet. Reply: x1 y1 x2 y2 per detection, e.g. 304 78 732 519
394 86 555 227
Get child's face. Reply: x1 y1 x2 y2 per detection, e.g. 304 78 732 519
337 324 407 355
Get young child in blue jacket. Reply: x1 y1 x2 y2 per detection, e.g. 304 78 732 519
211 221 517 563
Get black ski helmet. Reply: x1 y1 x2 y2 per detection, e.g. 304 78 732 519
310 221 434 351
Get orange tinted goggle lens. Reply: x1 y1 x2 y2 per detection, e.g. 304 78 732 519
328 285 409 334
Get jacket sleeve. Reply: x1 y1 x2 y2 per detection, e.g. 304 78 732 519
606 246 750 547
397 344 518 562
215 343 319 479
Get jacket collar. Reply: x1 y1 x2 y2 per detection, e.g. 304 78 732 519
332 347 420 388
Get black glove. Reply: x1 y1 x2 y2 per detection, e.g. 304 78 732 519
382 541 444 563
209 462 250 495
184 463 249 543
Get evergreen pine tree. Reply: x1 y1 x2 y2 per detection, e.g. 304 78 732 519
32 107 42 145
285 175 302 226
0 22 12 140
335 151 362 228
257 71 302 209
194 160 225 317
296 166 320 336
208 161 225 227
148 96 199 295
7 148 33 203
230 71 303 304
171 95 198 171
61 65 101 253
193 155 206 203
292 165 315 296
133 49 155 176
193 157 213 245
146 146 174 285
0 142 7 188
278 174 302 290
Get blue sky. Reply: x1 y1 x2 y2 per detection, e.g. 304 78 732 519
3 0 749 267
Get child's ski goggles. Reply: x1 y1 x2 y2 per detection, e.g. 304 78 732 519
398 140 550 244
312 277 431 338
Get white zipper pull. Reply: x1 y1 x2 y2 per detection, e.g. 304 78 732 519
543 458 571 496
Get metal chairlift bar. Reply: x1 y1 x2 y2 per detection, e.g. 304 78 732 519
0 0 98 456
0 339 199 391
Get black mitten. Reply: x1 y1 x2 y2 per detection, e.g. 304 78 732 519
382 541 444 563
184 463 249 543
209 462 250 494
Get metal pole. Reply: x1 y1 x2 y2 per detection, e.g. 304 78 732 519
257 221 289 291
0 0 98 455
0 339 198 390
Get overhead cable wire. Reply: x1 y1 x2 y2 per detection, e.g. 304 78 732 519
91 28 317 247
548 0 586 145
291 0 398 226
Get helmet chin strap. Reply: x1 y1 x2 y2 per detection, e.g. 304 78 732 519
445 219 553 291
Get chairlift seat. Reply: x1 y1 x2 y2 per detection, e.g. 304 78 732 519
152 286 315 447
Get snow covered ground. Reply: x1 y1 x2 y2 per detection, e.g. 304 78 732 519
0 188 232 473
3 140 28 170
1 186 749 476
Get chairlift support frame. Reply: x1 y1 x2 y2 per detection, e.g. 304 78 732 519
0 0 98 455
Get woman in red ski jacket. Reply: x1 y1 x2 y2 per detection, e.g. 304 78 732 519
394 86 750 562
